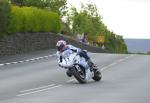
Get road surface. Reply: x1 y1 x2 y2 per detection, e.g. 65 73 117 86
0 52 150 103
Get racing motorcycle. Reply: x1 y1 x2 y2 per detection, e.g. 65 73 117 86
58 50 102 83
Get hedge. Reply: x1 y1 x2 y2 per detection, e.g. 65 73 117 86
0 0 10 37
6 6 61 34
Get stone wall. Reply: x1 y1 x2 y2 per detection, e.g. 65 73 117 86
0 32 107 57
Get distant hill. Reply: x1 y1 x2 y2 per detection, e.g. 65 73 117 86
124 39 150 53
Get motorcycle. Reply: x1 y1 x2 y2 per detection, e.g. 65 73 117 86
58 50 102 83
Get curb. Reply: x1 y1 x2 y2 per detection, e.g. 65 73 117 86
0 54 56 67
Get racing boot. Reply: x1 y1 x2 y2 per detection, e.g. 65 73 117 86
66 69 72 77
87 59 94 71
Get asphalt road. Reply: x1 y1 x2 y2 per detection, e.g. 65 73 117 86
0 52 150 103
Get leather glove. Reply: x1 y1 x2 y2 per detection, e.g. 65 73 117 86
58 63 63 68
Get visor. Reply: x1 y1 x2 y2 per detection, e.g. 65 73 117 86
57 44 64 52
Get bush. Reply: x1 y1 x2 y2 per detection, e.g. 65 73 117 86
6 6 61 34
147 51 150 55
0 0 10 37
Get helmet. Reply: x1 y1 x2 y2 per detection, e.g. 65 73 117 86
56 40 67 52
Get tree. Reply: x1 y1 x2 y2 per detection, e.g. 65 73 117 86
9 0 67 16
67 3 104 42
63 2 128 53
47 0 67 16
10 0 47 7
146 51 150 55
0 0 10 37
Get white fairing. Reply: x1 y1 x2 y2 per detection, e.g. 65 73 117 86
75 55 89 70
58 49 88 69
58 49 76 67
57 48 93 81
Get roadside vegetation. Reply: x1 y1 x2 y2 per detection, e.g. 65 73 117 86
0 0 128 53
146 51 150 55
0 0 10 37
6 6 60 33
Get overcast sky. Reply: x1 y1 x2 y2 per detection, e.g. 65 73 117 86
67 0 150 39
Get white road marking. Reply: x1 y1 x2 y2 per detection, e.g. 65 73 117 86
101 66 109 71
24 60 30 62
17 85 62 97
29 59 35 61
66 79 76 83
125 55 133 59
0 64 4 66
0 54 56 67
12 62 18 64
44 56 49 58
15 54 135 97
37 57 43 59
108 62 117 67
118 59 125 62
101 55 134 71
20 84 55 93
18 61 24 63
5 63 11 65
126 56 129 58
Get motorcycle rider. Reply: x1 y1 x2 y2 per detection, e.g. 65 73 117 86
56 40 94 79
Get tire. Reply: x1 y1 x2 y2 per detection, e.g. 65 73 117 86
71 65 87 84
92 70 102 81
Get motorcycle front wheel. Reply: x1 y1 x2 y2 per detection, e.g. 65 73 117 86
71 65 87 84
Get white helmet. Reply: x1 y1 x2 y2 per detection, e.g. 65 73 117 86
56 40 67 52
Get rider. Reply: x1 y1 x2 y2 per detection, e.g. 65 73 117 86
56 40 94 78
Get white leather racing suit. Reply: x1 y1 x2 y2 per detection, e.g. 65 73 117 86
56 45 81 67
56 45 93 80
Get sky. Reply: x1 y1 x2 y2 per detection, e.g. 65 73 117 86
67 0 150 39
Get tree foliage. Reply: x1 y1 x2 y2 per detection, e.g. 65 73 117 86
146 51 150 55
9 0 67 16
68 4 102 40
65 3 128 53
0 0 10 37
6 6 61 34
3 1 128 53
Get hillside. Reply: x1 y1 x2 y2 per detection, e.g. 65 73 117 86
124 39 150 53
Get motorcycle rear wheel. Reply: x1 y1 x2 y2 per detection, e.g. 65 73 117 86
92 69 102 81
